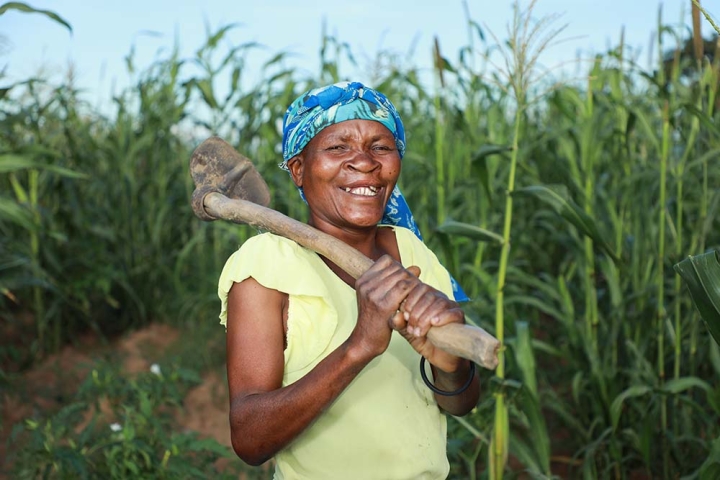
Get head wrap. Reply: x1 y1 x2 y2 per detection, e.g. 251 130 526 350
280 81 468 302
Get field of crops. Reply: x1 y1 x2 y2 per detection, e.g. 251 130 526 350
2 2 720 479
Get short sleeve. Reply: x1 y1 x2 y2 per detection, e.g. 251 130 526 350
218 233 339 374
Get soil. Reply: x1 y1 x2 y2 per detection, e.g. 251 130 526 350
0 323 233 478
0 320 652 479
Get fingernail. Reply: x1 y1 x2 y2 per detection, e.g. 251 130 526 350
403 311 410 321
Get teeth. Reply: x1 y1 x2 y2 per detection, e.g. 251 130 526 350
344 186 378 196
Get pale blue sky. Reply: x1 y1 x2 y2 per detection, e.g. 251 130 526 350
0 0 708 105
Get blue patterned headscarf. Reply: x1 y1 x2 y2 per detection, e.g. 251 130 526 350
280 81 468 302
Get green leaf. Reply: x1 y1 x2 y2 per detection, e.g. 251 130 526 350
598 255 622 308
700 437 720 480
0 197 34 230
0 154 38 173
610 385 651 431
530 338 563 357
710 341 720 376
0 154 87 178
436 220 504 244
0 2 72 33
661 377 712 394
511 383 551 475
473 144 513 160
195 79 218 109
505 295 566 325
674 250 720 346
471 144 511 205
514 321 537 398
508 434 544 474
683 103 720 138
205 23 240 50
513 185 620 263
506 267 562 303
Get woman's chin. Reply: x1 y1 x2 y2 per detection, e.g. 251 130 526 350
340 213 385 229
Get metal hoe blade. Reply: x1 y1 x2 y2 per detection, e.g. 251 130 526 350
190 136 271 221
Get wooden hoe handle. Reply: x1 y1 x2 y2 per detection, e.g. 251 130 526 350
203 192 500 370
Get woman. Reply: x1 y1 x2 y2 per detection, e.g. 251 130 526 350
218 81 480 479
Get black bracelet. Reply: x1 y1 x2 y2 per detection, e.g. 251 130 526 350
419 356 476 396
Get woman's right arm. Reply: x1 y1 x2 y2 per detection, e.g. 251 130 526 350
226 256 423 465
226 277 371 465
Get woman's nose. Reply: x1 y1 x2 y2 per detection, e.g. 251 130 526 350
346 149 380 172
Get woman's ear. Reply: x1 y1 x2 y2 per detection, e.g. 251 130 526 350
287 156 304 188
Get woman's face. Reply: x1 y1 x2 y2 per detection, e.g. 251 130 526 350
288 119 401 232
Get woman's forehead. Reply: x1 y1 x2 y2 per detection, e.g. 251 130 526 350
313 120 395 141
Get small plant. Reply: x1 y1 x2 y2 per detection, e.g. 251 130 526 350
8 361 264 479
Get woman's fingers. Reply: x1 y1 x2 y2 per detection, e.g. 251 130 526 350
406 265 421 278
389 309 406 331
401 285 463 337
358 260 409 306
357 257 463 340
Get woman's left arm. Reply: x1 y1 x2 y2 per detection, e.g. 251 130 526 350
390 271 480 415
428 358 480 416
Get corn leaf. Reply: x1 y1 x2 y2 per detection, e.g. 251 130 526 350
436 220 504 245
610 385 651 431
673 250 720 346
505 295 567 325
700 437 720 480
0 2 72 33
194 79 218 110
514 185 620 263
710 341 720 376
510 384 551 475
514 321 537 397
661 377 712 394
0 198 34 230
471 144 512 205
0 154 87 178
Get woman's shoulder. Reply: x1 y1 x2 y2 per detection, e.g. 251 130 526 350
221 232 318 281
219 232 327 291
237 231 309 256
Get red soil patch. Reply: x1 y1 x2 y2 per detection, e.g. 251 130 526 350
116 323 180 374
1 336 96 471
1 323 236 478
179 370 231 448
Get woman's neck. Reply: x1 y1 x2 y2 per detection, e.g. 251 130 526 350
308 220 387 260
308 221 401 288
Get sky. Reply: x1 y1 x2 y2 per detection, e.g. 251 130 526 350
0 0 710 108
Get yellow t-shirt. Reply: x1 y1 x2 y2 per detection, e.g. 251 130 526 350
218 226 456 480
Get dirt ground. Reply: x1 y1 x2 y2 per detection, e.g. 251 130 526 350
0 323 233 477
0 321 655 479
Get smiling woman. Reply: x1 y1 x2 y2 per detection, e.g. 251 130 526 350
218 81 480 479
287 120 401 233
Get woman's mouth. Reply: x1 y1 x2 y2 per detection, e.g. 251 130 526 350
343 186 379 197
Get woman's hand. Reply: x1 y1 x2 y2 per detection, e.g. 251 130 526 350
351 254 466 374
349 255 422 361
389 267 467 374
